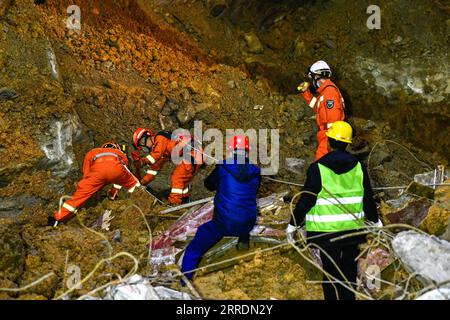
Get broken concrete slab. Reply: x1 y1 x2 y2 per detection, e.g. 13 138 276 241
384 198 432 228
405 181 434 200
392 231 450 285
416 288 450 300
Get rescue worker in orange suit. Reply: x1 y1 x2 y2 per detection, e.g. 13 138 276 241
132 128 203 205
298 60 345 160
47 142 140 227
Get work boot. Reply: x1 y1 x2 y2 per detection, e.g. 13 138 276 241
236 240 250 251
47 216 59 227
181 196 190 204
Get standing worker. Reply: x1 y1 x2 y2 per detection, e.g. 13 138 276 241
181 135 261 281
48 142 140 226
132 128 203 204
286 121 380 300
298 60 345 160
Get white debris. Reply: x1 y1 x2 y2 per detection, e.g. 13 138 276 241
392 231 450 285
40 117 81 177
105 275 159 300
103 275 193 300
416 288 450 300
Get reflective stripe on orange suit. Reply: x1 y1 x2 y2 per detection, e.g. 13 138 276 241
301 79 345 160
140 134 203 204
54 148 138 221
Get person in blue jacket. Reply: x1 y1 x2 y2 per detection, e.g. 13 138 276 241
181 135 261 281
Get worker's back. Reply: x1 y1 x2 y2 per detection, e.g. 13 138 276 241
212 157 261 231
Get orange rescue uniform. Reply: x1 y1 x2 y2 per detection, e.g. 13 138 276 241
140 134 202 204
54 148 140 222
301 79 345 160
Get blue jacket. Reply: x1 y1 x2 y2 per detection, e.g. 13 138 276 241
204 157 261 233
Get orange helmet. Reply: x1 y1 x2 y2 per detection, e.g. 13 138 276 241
133 128 154 150
228 135 250 152
102 141 121 150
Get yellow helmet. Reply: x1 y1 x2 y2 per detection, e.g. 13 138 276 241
326 121 353 144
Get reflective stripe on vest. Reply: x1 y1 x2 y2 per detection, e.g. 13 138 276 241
146 169 158 176
306 162 365 232
63 202 77 213
171 187 189 195
146 155 156 164
93 152 120 161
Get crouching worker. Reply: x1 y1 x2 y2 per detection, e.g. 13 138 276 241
286 121 380 300
48 142 140 227
180 135 261 281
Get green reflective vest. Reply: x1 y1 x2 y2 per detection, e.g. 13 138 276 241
306 162 365 232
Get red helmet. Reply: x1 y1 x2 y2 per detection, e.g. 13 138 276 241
133 128 153 149
228 135 250 152
101 141 121 150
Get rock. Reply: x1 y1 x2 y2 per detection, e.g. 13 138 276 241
112 230 122 243
227 80 236 89
0 195 40 219
384 197 432 228
405 181 435 199
0 0 11 17
370 149 392 167
416 288 450 300
392 231 450 285
37 116 81 178
204 84 221 99
244 32 264 54
0 219 25 282
285 158 306 174
420 181 450 236
324 39 336 49
362 120 376 131
0 87 19 100
209 0 228 17
176 105 196 124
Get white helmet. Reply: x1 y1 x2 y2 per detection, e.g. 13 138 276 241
309 60 332 78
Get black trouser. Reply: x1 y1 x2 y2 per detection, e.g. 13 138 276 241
320 244 360 300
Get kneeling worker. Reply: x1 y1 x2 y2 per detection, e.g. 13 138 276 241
48 142 140 226
286 121 380 300
181 135 261 281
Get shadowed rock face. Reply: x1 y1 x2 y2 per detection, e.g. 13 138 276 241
0 0 448 300
141 0 449 158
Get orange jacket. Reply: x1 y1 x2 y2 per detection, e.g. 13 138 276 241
141 134 179 166
301 79 345 131
82 148 129 176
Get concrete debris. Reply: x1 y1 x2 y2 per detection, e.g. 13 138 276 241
416 288 450 300
384 198 432 228
392 231 450 285
0 87 19 100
